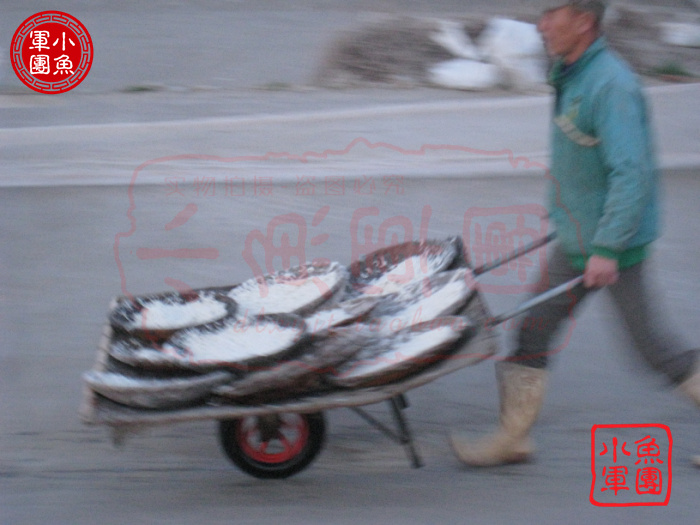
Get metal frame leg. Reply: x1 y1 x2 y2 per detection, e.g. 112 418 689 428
389 395 423 468
349 394 423 468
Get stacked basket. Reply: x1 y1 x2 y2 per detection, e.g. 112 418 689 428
83 237 479 410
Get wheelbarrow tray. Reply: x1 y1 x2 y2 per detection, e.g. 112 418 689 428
79 288 498 434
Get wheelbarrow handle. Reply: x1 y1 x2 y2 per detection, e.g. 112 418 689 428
485 275 585 328
472 231 557 276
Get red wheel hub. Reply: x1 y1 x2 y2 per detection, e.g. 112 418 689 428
237 414 310 464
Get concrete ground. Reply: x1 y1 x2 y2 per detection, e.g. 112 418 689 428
1 174 699 525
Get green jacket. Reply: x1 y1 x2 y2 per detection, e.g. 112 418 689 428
547 37 659 270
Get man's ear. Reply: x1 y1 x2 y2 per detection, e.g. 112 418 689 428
575 10 598 35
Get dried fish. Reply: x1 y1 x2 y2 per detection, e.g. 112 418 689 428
83 370 232 409
214 326 368 402
110 289 234 336
327 316 474 389
303 295 380 335
348 237 461 296
229 261 348 316
369 268 476 333
110 314 307 371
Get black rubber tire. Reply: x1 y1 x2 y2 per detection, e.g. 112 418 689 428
218 412 326 479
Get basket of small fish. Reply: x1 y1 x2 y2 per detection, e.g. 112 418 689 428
80 235 580 479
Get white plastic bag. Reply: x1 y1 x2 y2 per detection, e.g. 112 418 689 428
477 18 548 91
428 59 502 91
430 20 482 60
660 22 700 48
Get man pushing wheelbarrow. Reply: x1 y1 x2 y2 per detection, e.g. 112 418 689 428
450 0 700 467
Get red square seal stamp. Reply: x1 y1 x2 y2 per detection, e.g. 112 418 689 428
590 424 672 507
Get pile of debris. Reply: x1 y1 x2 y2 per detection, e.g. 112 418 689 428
316 5 700 92
606 4 700 78
317 15 548 92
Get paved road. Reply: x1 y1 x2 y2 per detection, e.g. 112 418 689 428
1 171 699 524
2 83 699 188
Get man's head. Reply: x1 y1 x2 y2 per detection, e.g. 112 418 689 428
540 1 607 24
538 1 606 64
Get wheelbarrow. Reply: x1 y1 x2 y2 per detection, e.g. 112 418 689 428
80 233 582 479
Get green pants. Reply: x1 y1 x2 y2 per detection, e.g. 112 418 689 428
510 244 698 385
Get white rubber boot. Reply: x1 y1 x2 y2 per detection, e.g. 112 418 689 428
678 368 700 467
450 361 547 467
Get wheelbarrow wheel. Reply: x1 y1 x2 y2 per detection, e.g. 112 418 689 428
218 412 326 479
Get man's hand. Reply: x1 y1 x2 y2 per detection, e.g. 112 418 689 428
584 255 619 288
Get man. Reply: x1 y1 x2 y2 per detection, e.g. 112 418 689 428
450 0 700 466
